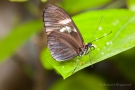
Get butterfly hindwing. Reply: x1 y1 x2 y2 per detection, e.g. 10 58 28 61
47 31 79 60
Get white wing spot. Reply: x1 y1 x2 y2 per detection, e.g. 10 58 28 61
58 19 71 24
73 28 77 32
60 26 72 33
60 27 66 32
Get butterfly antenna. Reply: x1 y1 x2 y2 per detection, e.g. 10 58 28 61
90 15 103 42
91 31 112 43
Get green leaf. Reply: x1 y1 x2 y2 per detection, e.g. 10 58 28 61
49 72 108 90
60 0 111 14
0 20 42 63
40 48 54 70
41 9 135 79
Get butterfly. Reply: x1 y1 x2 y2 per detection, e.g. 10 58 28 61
42 4 93 62
42 4 112 73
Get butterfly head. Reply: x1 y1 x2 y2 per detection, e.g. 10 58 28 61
85 42 94 55
78 42 93 56
85 42 92 50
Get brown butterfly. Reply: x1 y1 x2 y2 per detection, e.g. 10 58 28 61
42 4 112 73
42 4 92 62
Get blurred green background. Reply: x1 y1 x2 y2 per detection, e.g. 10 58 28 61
0 0 135 90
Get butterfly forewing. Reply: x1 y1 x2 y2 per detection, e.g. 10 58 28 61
43 4 85 61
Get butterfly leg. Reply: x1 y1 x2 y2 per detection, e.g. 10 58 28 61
85 46 95 55
88 46 95 68
88 52 93 68
72 56 81 74
85 50 90 55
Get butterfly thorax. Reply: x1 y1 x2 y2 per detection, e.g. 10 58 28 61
78 42 92 56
